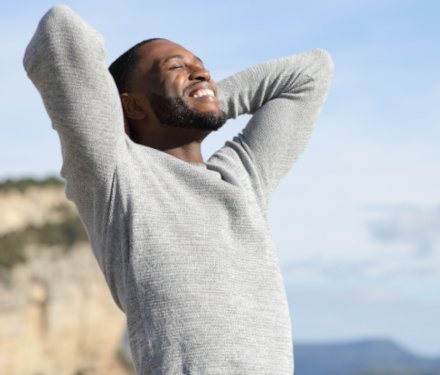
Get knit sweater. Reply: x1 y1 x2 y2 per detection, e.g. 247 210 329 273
24 5 333 375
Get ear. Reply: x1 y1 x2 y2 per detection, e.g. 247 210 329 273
120 93 148 121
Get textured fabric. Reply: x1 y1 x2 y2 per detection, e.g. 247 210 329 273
24 5 333 375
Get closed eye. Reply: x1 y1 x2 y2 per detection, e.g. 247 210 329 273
169 65 184 70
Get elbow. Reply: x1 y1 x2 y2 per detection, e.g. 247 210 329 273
311 48 334 84
301 48 334 96
35 4 77 38
24 5 105 77
317 48 335 82
23 5 73 74
42 5 76 27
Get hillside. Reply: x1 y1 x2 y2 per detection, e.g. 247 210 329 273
0 177 129 375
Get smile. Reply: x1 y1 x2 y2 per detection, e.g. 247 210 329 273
189 88 215 99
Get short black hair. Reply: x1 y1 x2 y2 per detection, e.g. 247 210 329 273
109 38 162 93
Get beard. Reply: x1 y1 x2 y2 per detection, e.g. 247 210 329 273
149 93 227 131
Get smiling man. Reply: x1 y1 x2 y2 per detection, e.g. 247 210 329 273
109 39 227 160
24 5 333 375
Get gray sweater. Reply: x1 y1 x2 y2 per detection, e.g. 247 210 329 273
24 5 333 375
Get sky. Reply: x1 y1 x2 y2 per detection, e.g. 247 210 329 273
1 0 439 357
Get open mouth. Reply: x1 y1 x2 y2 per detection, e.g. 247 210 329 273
188 88 215 99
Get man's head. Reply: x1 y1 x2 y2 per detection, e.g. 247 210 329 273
109 39 226 143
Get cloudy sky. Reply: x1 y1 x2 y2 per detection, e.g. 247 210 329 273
2 0 439 357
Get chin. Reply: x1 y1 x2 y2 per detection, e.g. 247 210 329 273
152 94 227 131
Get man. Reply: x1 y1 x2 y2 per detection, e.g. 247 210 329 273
24 5 333 375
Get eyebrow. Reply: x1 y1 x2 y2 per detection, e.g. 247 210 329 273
162 54 204 65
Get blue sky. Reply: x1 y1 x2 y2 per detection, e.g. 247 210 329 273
2 0 439 356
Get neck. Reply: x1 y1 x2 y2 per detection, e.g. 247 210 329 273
134 125 210 164
164 142 205 164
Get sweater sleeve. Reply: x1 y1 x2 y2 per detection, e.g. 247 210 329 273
217 49 334 196
23 5 126 193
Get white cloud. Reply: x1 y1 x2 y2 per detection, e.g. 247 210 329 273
367 205 440 256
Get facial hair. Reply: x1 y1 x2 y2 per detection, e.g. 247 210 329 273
149 93 227 131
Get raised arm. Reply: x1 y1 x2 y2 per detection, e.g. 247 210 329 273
23 5 126 195
217 49 334 197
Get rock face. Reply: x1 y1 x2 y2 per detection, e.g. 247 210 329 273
0 184 72 235
0 179 130 375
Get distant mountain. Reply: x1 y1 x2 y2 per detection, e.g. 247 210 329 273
294 339 440 375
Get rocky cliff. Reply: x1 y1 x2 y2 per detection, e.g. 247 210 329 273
0 178 130 375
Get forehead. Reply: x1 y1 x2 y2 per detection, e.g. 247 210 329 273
136 39 198 72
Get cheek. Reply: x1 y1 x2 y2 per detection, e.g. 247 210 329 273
163 74 187 97
144 74 167 96
146 72 186 98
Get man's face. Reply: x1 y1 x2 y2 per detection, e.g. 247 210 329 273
132 39 226 131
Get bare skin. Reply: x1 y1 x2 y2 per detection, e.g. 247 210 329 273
120 39 223 164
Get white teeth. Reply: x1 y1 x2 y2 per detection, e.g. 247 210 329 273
192 89 214 98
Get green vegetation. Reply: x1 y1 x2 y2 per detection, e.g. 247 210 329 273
0 231 27 268
0 176 63 193
0 176 88 269
0 214 88 269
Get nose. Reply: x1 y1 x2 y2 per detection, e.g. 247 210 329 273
189 65 211 81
